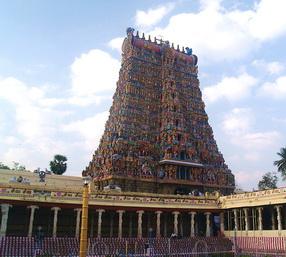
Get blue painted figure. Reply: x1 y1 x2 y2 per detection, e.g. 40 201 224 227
126 27 135 36
186 47 193 55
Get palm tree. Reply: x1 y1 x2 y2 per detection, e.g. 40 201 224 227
274 147 286 180
50 154 67 175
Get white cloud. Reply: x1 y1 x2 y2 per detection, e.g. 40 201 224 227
108 37 124 53
67 95 111 107
0 77 44 105
272 117 286 124
149 8 254 62
247 0 286 41
233 131 281 150
235 169 263 188
222 108 281 153
3 147 35 169
70 49 120 98
0 77 62 140
203 73 257 103
225 0 286 41
243 152 260 161
0 47 121 175
63 111 109 151
220 108 281 188
135 2 175 28
2 136 20 145
259 76 286 99
267 62 284 75
252 59 284 75
222 108 252 135
147 0 286 63
0 76 72 171
2 141 67 171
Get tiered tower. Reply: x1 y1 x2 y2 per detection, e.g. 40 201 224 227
83 28 235 195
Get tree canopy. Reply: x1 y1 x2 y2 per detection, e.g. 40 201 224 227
50 154 67 175
258 172 278 190
274 147 286 180
13 162 26 171
0 162 10 170
0 161 26 171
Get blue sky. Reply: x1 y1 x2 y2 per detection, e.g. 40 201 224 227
0 0 285 189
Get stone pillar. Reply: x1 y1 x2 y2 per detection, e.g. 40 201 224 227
179 215 183 237
271 208 276 230
172 211 179 235
189 212 196 237
257 207 263 231
0 204 12 237
51 207 61 238
97 209 105 238
74 208 82 238
110 212 114 237
243 208 249 231
220 212 225 234
129 212 133 237
137 210 144 238
27 205 39 237
147 212 151 232
117 210 125 238
155 211 162 238
233 209 239 231
205 212 211 237
90 214 94 238
163 213 167 237
275 205 282 231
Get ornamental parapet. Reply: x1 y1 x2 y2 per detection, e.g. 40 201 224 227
219 187 286 209
0 184 219 210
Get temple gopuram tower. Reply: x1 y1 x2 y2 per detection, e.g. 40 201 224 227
83 28 235 195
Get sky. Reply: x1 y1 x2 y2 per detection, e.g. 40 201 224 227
0 0 285 190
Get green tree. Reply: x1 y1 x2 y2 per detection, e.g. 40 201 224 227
50 154 67 175
258 172 278 190
13 162 26 171
0 162 10 170
274 147 286 180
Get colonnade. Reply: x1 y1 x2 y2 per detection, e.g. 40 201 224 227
0 203 216 238
225 205 285 232
3 203 284 238
91 210 214 238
